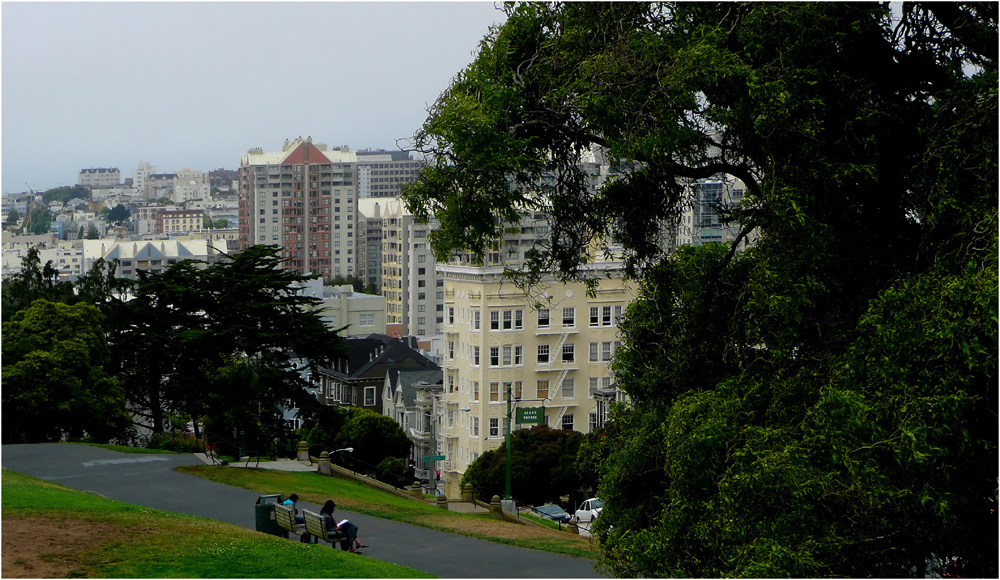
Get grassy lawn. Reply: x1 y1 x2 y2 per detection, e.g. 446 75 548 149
176 465 598 559
1 469 433 578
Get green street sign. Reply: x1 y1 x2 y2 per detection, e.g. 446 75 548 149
423 455 447 461
516 407 545 425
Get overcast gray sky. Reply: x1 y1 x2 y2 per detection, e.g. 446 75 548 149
1 1 506 193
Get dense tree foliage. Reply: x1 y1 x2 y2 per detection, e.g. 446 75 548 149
111 245 347 451
2 300 131 443
461 425 584 506
27 206 52 235
334 408 412 471
1 247 77 322
405 2 997 577
107 203 130 224
6 208 20 225
41 186 90 205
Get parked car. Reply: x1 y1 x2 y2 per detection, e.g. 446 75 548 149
575 498 604 536
534 503 572 523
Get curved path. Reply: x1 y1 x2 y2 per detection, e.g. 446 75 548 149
1 444 604 578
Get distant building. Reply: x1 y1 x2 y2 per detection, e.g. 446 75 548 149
81 238 222 279
78 168 121 188
356 150 424 199
158 209 205 235
237 137 359 279
132 162 156 195
315 335 440 417
357 199 384 292
379 198 441 338
208 168 238 190
294 277 387 337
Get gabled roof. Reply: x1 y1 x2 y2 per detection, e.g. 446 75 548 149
321 336 438 379
393 368 443 408
282 140 332 165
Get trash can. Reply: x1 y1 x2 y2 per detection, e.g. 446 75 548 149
255 494 285 536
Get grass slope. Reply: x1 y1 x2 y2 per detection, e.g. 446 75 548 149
177 465 598 559
1 469 434 578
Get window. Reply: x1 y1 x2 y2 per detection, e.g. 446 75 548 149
602 341 613 361
418 279 426 288
418 267 425 275
590 306 600 327
473 346 480 366
448 307 455 325
514 346 523 365
489 417 500 438
589 377 599 391
490 310 500 330
473 310 480 330
502 310 512 330
513 381 523 399
473 381 480 401
589 342 599 362
562 414 574 431
537 344 550 363
603 305 613 326
537 380 549 400
561 378 575 398
614 305 623 324
364 386 376 406
562 343 575 363
502 345 512 366
448 341 455 359
514 309 523 329
562 307 575 327
359 313 375 326
490 346 500 366
490 382 500 402
589 413 599 433
472 417 480 437
537 308 550 328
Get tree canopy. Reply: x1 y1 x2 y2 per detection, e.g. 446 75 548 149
405 2 997 577
461 424 585 506
2 300 131 443
107 203 130 224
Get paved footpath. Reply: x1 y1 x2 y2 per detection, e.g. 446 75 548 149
1 444 605 578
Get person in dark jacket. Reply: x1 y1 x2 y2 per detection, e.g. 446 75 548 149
320 499 369 553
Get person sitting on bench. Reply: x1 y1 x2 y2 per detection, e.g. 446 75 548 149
320 500 369 553
283 493 304 524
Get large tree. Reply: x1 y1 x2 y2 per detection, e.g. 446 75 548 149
404 2 996 577
116 245 347 450
2 300 131 443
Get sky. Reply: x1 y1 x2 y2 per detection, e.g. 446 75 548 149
1 1 507 194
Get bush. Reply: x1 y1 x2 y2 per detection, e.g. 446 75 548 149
376 457 407 486
147 431 206 453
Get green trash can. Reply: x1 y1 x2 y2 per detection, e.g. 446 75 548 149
255 494 285 536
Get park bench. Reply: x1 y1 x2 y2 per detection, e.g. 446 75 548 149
301 508 348 550
273 503 312 543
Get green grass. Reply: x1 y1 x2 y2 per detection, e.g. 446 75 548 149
2 469 434 578
177 465 598 559
520 511 565 531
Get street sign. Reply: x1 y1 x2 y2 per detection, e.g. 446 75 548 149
423 455 446 461
516 407 545 424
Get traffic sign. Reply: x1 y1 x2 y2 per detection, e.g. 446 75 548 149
423 455 446 461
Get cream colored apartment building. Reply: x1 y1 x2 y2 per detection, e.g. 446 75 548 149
434 263 634 498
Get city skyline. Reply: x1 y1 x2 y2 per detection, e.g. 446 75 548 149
1 2 506 194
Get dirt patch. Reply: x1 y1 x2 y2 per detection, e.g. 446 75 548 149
2 516 123 578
